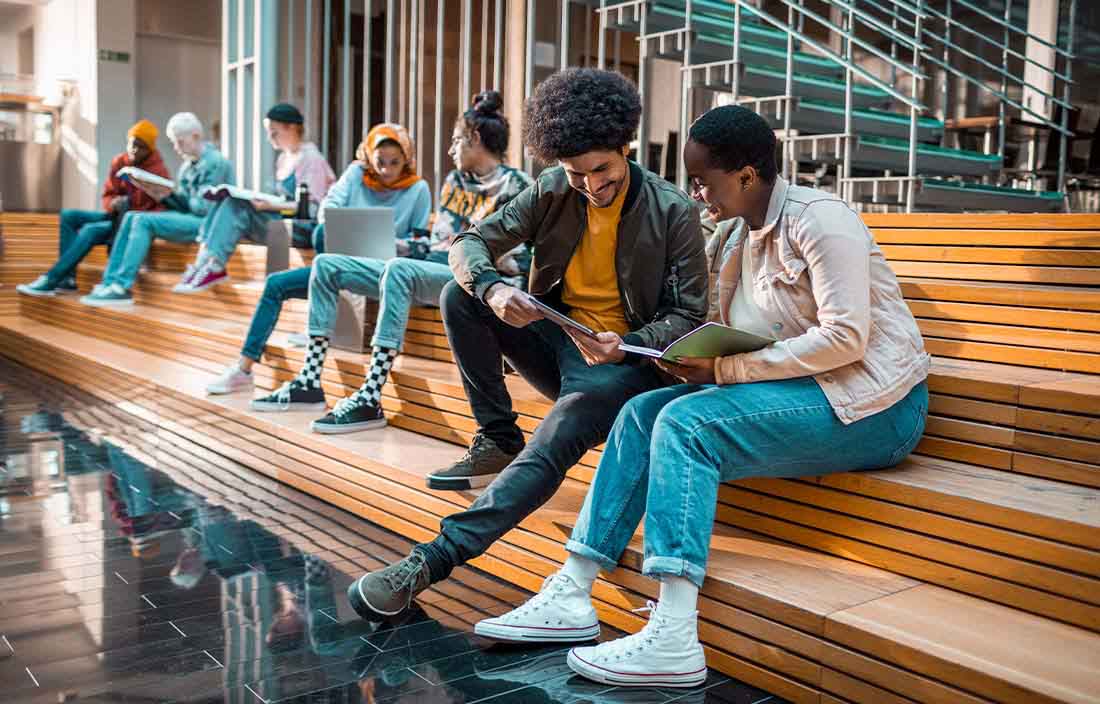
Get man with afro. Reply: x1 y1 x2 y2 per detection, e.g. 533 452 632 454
347 68 709 621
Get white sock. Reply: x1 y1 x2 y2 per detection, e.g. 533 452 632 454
560 554 599 593
658 576 699 618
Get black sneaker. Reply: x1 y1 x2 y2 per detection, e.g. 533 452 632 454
311 397 387 434
57 276 79 293
426 433 520 491
250 381 327 412
16 275 57 297
347 550 431 620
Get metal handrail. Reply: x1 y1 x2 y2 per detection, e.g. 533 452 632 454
857 0 919 32
921 3 1073 84
736 2 928 111
819 0 926 51
921 52 1074 137
950 0 1074 59
921 28 1073 112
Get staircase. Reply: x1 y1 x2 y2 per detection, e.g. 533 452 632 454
595 0 1078 212
2 210 1098 703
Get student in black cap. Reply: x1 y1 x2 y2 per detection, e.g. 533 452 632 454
175 103 336 293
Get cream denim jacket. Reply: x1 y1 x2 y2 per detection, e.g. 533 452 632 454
707 178 930 424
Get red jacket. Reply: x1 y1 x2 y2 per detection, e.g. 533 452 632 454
101 150 171 213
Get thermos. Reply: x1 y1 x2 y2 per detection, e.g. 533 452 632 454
295 182 311 220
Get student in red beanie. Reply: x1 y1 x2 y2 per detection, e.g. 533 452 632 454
17 119 170 296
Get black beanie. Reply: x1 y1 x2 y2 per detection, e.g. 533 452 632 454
266 103 304 125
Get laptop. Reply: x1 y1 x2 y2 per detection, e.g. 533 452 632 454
323 207 397 260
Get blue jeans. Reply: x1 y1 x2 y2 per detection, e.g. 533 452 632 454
102 210 203 290
306 254 453 349
241 267 310 361
45 209 114 285
198 198 279 266
236 222 325 360
567 377 929 587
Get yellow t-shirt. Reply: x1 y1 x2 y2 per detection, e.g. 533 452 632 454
561 174 631 336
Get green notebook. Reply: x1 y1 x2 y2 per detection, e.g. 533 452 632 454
618 322 773 361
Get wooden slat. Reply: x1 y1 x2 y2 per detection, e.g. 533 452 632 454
825 585 1100 704
908 300 1100 333
882 245 1100 267
889 261 1100 286
901 278 1100 312
861 213 1100 229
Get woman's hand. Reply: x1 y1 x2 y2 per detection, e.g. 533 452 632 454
251 198 281 212
655 356 717 384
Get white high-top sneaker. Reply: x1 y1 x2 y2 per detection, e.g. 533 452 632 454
474 573 600 643
567 600 707 688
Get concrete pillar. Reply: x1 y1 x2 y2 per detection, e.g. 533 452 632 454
1022 0 1059 120
504 0 526 168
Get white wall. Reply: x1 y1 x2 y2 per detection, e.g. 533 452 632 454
0 4 34 77
136 33 220 177
30 0 100 209
95 0 137 191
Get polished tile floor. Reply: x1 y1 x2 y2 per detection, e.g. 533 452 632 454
0 359 783 704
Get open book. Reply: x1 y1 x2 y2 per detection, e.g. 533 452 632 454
618 322 773 361
202 184 296 211
117 166 174 189
526 294 599 339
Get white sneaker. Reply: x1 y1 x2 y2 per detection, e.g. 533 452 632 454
474 573 600 643
286 332 309 348
567 601 707 688
206 363 254 395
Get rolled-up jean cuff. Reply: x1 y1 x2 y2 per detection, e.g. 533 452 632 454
307 327 336 339
642 556 707 588
369 334 401 350
564 539 619 572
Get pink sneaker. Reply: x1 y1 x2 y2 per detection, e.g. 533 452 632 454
171 264 199 293
181 264 228 293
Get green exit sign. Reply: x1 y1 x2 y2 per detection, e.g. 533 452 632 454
98 50 131 63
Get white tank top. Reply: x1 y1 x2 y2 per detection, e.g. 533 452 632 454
728 243 779 340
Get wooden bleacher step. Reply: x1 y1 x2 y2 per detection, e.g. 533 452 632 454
2 317 1098 704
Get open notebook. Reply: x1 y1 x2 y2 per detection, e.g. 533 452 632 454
202 184 296 211
618 322 772 361
117 166 174 189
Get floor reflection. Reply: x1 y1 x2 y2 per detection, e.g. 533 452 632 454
0 360 780 704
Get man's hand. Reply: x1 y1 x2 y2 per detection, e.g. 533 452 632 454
566 330 626 366
485 283 544 328
655 356 717 384
109 196 130 214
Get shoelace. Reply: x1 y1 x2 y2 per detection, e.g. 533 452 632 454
592 601 665 661
274 382 294 410
508 574 569 619
382 552 428 598
331 395 363 418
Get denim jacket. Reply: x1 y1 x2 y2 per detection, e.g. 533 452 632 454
172 143 234 217
707 178 930 424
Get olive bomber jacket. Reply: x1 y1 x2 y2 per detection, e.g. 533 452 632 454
448 160 709 352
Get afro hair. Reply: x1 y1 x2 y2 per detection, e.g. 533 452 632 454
522 68 641 162
688 105 779 183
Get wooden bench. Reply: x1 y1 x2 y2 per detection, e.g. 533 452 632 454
3 210 1098 703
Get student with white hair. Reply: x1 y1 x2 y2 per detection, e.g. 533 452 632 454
80 112 234 306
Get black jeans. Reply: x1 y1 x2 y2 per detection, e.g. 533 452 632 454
417 280 665 581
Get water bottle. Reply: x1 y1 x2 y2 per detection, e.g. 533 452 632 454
295 182 311 220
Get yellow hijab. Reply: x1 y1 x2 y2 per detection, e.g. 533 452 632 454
356 123 421 192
